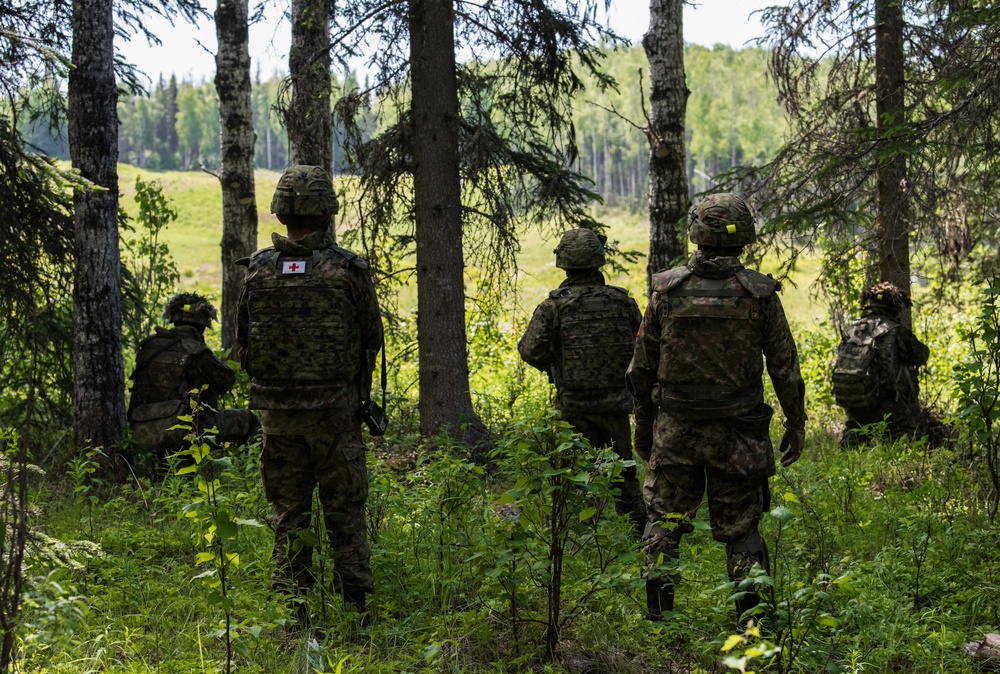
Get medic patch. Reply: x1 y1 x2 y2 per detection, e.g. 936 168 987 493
282 259 308 274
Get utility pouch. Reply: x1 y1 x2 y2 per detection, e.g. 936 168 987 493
359 399 388 436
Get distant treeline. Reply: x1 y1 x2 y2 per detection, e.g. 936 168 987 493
21 44 783 203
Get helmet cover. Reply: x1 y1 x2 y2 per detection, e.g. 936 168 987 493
163 292 217 329
554 228 606 270
270 165 340 216
688 193 756 247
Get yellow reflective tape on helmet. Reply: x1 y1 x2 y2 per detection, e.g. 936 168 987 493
726 224 737 234
183 304 191 312
876 294 883 301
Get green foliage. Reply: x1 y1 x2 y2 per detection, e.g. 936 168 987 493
120 175 181 354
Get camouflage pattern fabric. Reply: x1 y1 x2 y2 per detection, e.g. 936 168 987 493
261 430 373 595
236 230 383 429
518 269 645 528
628 251 805 583
518 269 641 414
562 411 646 531
839 307 929 442
643 414 770 571
236 228 381 597
128 325 258 462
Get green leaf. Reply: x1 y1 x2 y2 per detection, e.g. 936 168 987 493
195 551 216 565
721 634 744 652
578 507 597 521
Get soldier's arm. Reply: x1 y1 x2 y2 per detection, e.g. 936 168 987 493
235 278 250 370
517 300 557 373
761 294 806 429
626 294 661 425
898 327 930 368
628 296 642 335
194 349 237 396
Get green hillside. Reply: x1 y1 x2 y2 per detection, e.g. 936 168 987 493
123 165 824 324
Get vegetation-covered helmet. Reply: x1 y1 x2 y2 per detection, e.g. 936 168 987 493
554 228 606 270
688 193 756 247
861 281 911 314
269 165 339 216
163 293 217 329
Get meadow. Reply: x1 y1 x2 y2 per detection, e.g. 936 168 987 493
12 167 997 673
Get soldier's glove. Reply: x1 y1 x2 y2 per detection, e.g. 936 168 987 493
778 423 805 467
634 420 654 462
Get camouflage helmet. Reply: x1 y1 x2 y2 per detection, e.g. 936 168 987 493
163 292 217 329
688 193 756 247
554 228 606 270
861 281 911 314
270 165 339 216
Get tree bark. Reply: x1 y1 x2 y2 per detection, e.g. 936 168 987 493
875 0 911 300
215 0 259 350
643 0 690 293
68 0 125 449
287 0 333 175
409 0 486 445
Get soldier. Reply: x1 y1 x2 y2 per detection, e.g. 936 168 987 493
627 193 807 624
518 228 646 533
833 282 929 447
236 165 382 623
128 293 259 470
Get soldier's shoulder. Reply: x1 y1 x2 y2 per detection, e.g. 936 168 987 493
325 244 370 271
734 268 781 297
245 246 277 268
548 286 576 300
651 266 692 294
604 284 632 298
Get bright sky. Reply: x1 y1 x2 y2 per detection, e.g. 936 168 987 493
118 0 773 85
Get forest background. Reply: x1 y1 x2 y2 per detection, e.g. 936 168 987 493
4 0 1000 672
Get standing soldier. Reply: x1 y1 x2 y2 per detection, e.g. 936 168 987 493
128 293 259 470
518 228 647 533
833 282 929 447
236 165 383 623
627 193 807 623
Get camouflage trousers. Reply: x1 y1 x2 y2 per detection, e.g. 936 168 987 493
842 399 921 446
644 412 772 582
562 411 647 533
260 429 374 596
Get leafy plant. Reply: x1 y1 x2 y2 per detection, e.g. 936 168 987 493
120 175 181 355
491 408 632 661
174 392 262 673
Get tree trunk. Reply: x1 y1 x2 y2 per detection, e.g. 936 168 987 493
409 0 486 445
875 0 911 301
68 0 125 451
287 0 333 176
215 0 259 350
643 0 690 293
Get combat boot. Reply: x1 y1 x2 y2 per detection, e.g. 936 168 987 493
343 589 371 627
645 577 674 622
734 592 760 627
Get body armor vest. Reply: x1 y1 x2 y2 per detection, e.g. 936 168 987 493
651 268 775 419
244 246 360 406
552 285 635 395
128 328 215 419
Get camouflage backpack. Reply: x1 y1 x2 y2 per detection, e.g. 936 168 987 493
554 286 636 393
832 317 897 408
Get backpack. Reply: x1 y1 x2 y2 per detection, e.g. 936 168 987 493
831 317 896 408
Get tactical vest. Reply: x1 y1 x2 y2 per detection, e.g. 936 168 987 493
130 330 209 407
552 285 636 395
244 245 360 407
832 316 898 409
650 266 777 419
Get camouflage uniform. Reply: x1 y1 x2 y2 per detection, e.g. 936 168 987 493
838 284 930 445
518 229 646 532
236 166 381 602
128 296 259 467
628 193 806 622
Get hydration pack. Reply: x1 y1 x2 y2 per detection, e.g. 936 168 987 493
832 317 896 408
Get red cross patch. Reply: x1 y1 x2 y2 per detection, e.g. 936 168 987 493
282 260 307 274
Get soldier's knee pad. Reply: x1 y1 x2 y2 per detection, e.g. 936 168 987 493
725 530 769 580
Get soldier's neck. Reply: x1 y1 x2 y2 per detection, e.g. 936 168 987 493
285 225 323 241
